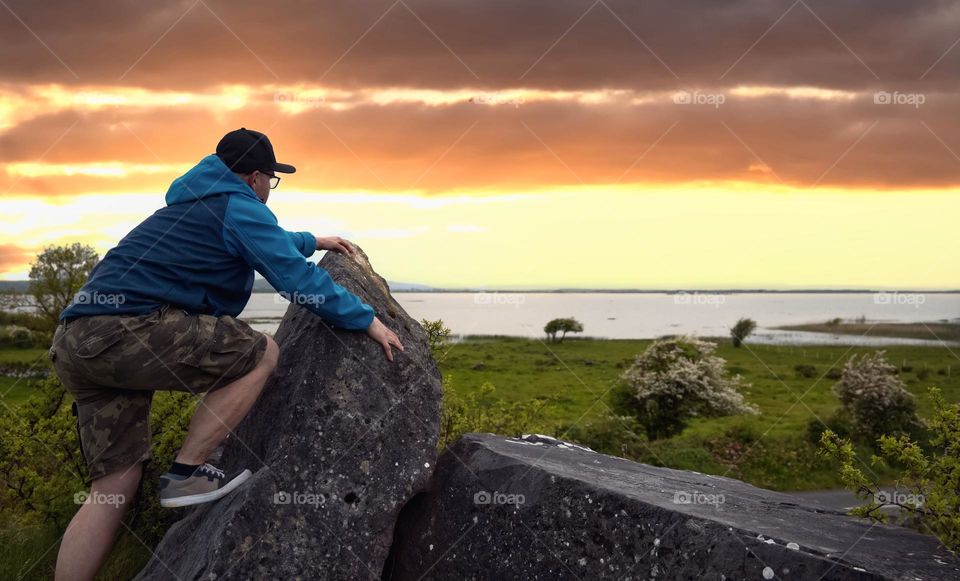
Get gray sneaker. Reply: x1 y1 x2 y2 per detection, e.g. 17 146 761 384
159 463 252 508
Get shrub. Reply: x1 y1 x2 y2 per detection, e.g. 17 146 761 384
794 364 817 379
560 413 648 459
819 388 960 552
0 375 195 548
420 318 452 361
0 376 86 528
611 336 758 440
833 351 922 441
730 318 757 348
806 410 854 445
710 424 764 469
438 376 554 451
0 325 38 349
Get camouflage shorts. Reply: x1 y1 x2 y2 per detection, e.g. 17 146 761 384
49 304 268 482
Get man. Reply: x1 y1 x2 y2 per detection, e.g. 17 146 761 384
49 128 404 581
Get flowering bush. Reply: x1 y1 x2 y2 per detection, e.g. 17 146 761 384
611 336 757 439
833 351 921 441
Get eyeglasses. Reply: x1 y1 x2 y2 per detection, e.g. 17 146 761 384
259 171 280 189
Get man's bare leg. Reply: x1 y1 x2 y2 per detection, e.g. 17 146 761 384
55 337 278 581
175 335 279 465
55 463 143 581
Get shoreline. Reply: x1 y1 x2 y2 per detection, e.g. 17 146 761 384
240 317 960 347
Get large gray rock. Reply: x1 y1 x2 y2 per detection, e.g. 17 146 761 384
137 247 442 580
384 433 959 580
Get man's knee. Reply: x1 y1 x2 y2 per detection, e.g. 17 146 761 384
90 463 143 504
260 335 279 373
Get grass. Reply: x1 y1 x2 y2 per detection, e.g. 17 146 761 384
0 348 49 411
437 337 960 490
776 321 960 343
0 348 47 364
440 337 959 432
0 514 150 581
0 345 153 578
2 337 958 576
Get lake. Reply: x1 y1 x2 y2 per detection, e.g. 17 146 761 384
240 291 960 346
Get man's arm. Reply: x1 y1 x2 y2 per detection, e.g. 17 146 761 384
222 195 374 330
285 230 317 258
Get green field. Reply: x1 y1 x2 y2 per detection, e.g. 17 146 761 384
441 337 957 430
0 348 48 409
439 337 959 489
3 338 957 487
1 337 958 577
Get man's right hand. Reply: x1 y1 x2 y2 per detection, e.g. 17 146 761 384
366 316 404 362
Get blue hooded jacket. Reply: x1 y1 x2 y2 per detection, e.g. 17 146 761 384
59 154 376 330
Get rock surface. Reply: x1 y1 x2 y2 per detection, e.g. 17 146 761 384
384 433 960 581
137 247 442 580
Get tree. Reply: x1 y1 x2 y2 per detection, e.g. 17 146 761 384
730 317 757 348
820 388 960 553
544 317 584 343
833 351 922 442
28 243 98 333
611 336 758 439
420 318 452 362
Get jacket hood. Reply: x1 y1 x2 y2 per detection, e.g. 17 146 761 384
165 154 260 206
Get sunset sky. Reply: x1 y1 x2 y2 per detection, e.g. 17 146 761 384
2 0 959 289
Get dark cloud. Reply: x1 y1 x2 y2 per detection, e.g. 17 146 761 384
0 0 958 92
2 0 958 191
3 92 960 193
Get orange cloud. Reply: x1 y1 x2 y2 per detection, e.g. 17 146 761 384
2 86 959 196
0 243 33 274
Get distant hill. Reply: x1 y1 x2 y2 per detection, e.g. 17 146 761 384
0 279 435 294
2 279 957 294
0 281 29 293
252 278 435 292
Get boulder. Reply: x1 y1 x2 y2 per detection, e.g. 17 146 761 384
137 247 442 580
384 433 960 580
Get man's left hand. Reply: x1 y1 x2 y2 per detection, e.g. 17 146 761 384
316 236 355 255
